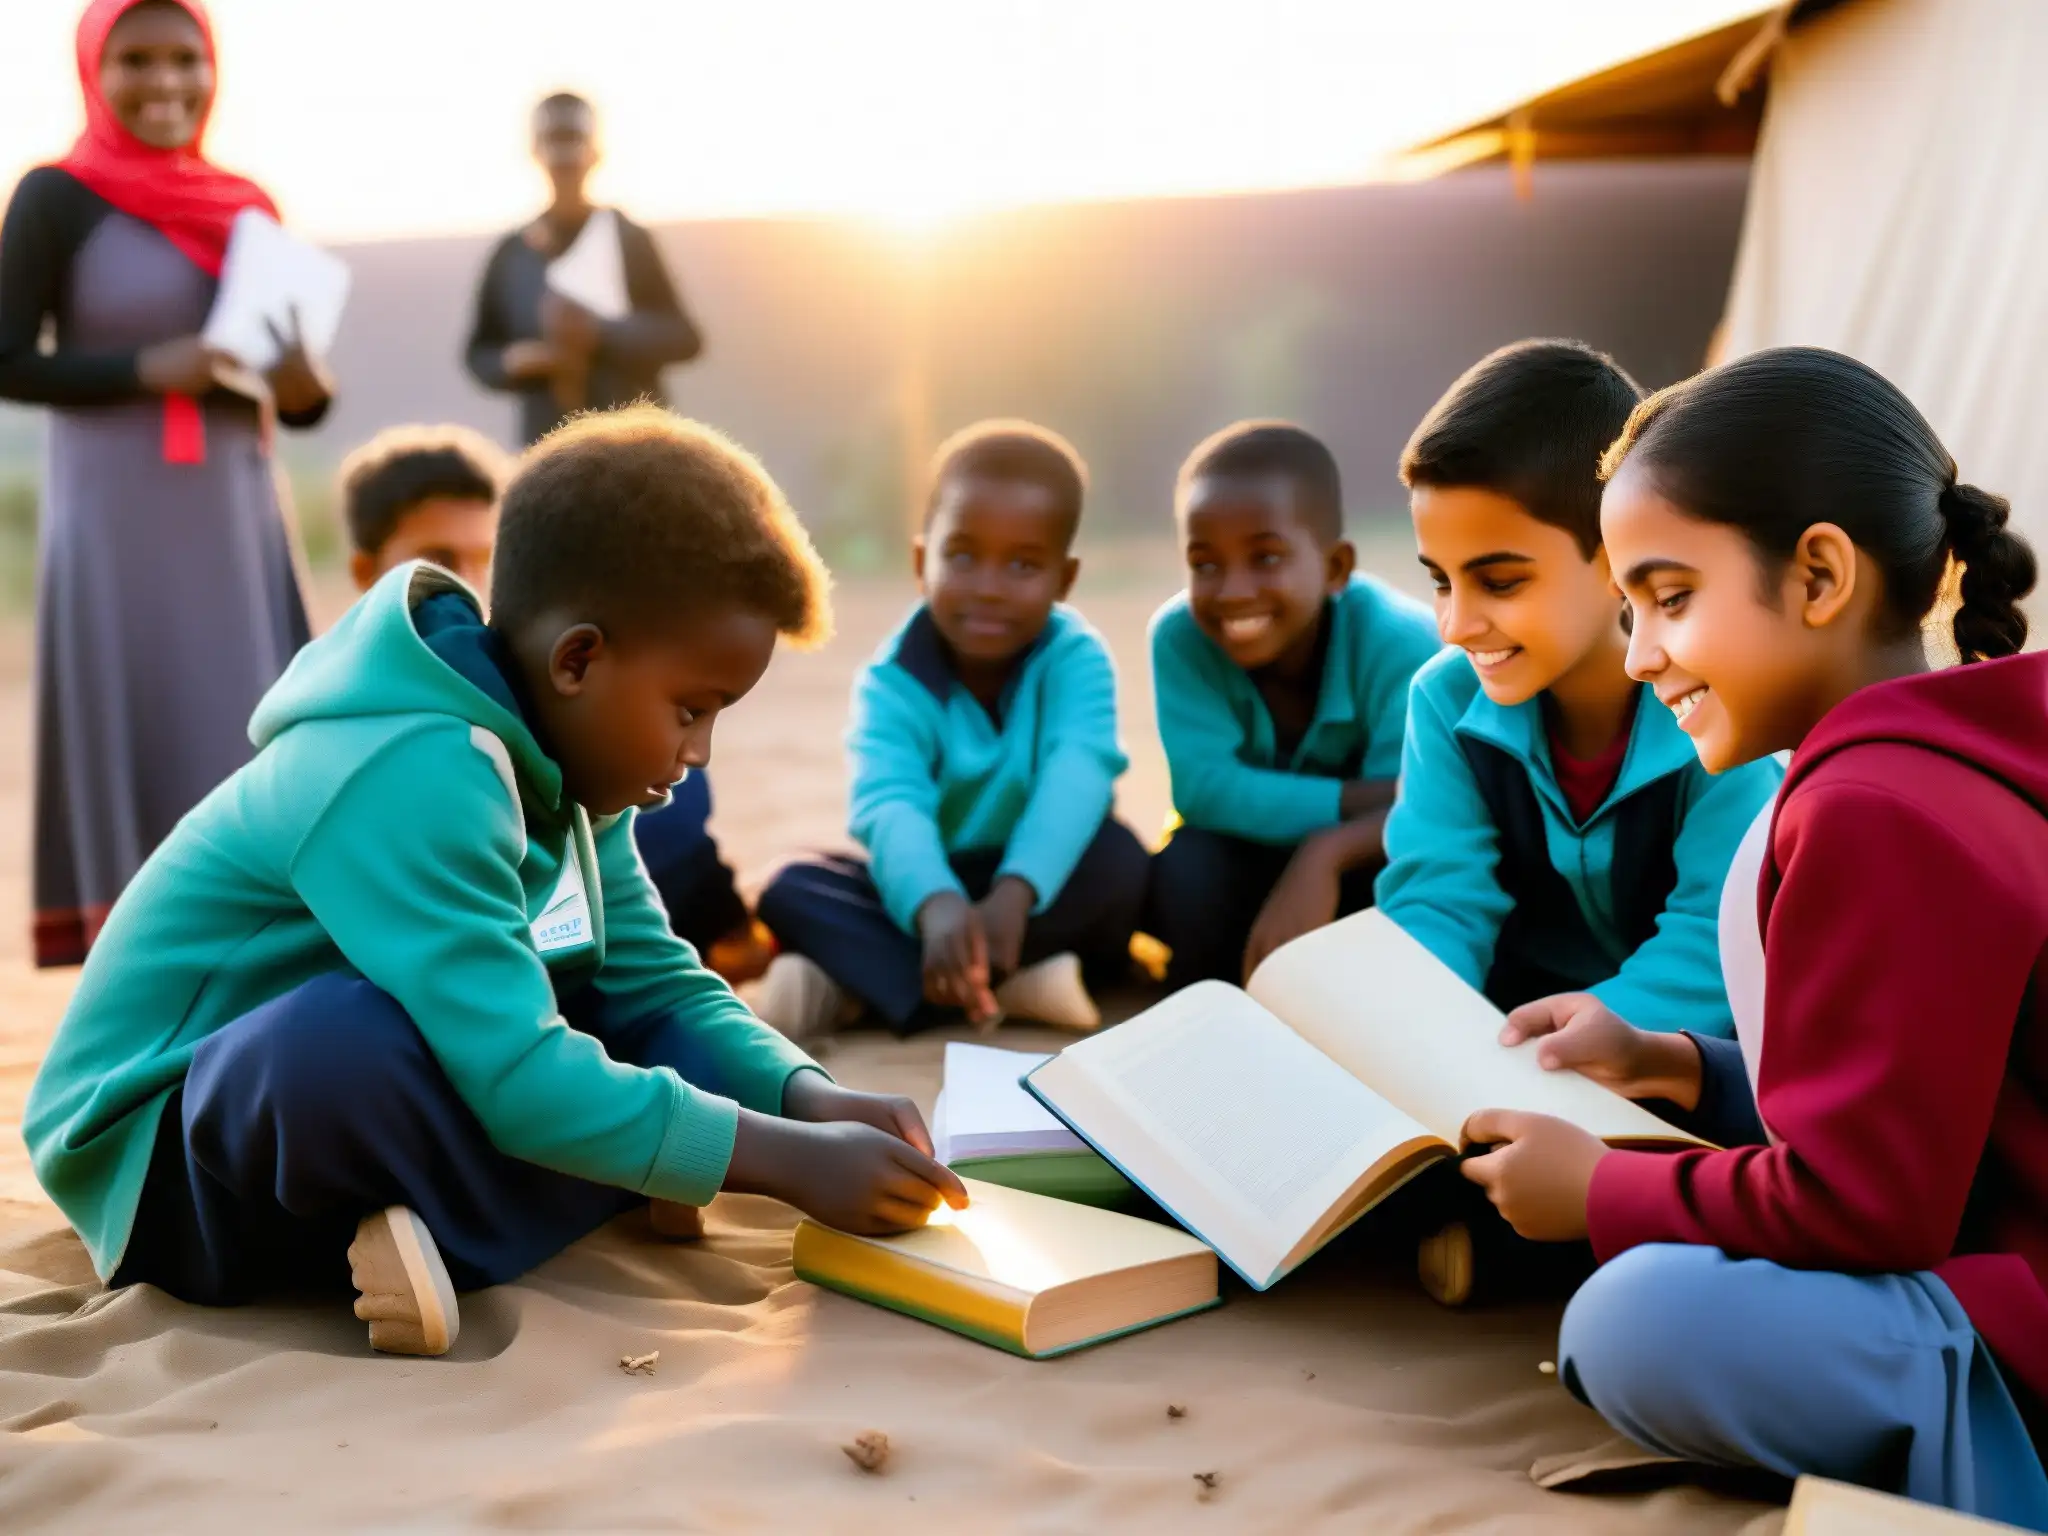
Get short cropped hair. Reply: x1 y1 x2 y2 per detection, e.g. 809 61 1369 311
1176 420 1345 543
339 424 509 556
1399 339 1643 556
925 419 1087 548
535 91 593 122
490 405 832 648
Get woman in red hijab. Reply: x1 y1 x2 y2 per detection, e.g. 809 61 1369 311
0 0 334 966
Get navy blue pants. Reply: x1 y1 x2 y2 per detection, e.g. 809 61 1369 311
633 771 750 953
112 974 696 1305
1145 825 1377 990
757 819 1150 1035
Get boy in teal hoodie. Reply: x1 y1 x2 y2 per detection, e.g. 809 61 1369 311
756 421 1146 1038
24 406 966 1357
1376 341 1780 1304
1148 421 1442 988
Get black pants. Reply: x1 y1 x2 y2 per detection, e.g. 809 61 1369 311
634 771 749 953
757 819 1150 1034
112 974 705 1305
1145 825 1377 990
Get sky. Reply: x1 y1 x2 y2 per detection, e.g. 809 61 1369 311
2 1 1761 243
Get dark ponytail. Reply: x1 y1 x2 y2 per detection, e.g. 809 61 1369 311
1941 481 2035 662
1600 347 2035 663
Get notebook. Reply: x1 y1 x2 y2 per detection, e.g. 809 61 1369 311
933 1043 1133 1207
202 210 351 372
545 208 629 320
792 1178 1218 1358
1025 909 1705 1290
1786 1476 2030 1533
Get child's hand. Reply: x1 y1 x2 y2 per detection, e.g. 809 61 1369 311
783 1071 939 1158
1242 844 1341 982
975 877 1035 982
1501 993 1704 1109
1458 1109 1606 1241
726 1109 969 1234
918 892 998 1022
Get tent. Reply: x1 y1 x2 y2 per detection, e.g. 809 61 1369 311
1396 0 2048 565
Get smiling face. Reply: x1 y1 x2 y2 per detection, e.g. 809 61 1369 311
1180 473 1352 672
1603 461 1854 773
530 605 780 816
99 2 212 150
1412 483 1622 707
914 473 1078 670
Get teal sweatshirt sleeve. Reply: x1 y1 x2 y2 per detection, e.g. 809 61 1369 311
290 725 742 1206
997 627 1127 912
588 809 827 1111
1589 756 1784 1038
846 665 962 933
1356 593 1444 781
1151 607 1343 844
1372 673 1515 989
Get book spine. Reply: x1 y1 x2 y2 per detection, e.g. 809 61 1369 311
791 1224 1035 1357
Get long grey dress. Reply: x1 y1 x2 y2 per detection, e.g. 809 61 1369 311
0 167 312 966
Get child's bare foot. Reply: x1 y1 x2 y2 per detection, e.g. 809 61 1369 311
350 1205 460 1356
650 1200 705 1240
706 920 777 986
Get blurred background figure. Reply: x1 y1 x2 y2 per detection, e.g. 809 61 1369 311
341 423 507 600
0 0 329 968
463 92 703 447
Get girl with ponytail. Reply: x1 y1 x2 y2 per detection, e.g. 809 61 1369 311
1456 348 2048 1525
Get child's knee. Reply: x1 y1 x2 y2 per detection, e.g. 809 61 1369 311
187 974 423 1127
1559 1244 1724 1409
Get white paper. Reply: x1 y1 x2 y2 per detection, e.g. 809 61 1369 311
545 208 629 321
935 1043 1083 1163
201 209 351 372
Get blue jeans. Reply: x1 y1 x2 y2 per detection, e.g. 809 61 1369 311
1560 1244 2048 1529
112 973 705 1304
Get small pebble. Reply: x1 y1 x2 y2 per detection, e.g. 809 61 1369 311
620 1351 660 1375
844 1429 891 1473
1538 1360 1556 1375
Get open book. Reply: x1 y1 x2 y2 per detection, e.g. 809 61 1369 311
1025 910 1704 1290
933 1043 1132 1207
792 1178 1217 1358
202 209 351 373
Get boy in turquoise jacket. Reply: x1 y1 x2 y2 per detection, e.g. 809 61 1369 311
24 407 965 1357
1148 421 1441 988
1376 341 1779 1304
757 422 1146 1038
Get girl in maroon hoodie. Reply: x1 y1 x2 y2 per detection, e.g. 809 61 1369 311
1459 347 2048 1526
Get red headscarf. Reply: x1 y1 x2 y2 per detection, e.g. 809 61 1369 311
57 0 275 279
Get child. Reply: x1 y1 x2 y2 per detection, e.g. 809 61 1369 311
341 424 508 601
342 423 774 984
1464 347 2048 1527
24 405 966 1358
1146 421 1441 988
756 421 1147 1038
1378 340 1782 1305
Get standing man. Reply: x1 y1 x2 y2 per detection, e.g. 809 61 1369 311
465 92 702 446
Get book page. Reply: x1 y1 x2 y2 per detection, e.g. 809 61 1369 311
1027 982 1437 1286
1247 910 1704 1148
938 1043 1079 1160
545 208 630 320
202 210 351 371
839 1178 1211 1293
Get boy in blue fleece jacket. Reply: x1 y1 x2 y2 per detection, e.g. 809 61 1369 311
1376 341 1780 1305
24 407 965 1358
1147 421 1441 988
757 421 1146 1038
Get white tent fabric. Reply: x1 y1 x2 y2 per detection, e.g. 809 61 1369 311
1721 0 2048 564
